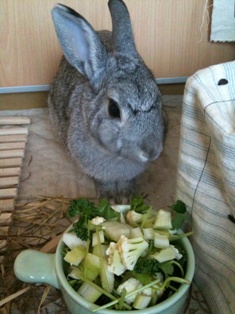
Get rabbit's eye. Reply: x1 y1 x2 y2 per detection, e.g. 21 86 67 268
108 99 121 119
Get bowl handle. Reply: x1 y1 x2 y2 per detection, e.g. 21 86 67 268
14 249 59 289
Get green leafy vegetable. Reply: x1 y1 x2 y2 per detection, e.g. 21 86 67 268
72 216 89 241
67 198 120 240
171 200 187 229
171 200 186 213
130 196 150 213
160 261 174 277
67 198 97 219
97 198 120 220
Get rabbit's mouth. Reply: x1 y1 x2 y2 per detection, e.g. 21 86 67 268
116 137 163 164
117 146 163 164
138 147 163 163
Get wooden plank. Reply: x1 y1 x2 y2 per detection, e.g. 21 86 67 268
40 233 63 253
0 134 27 143
0 149 25 158
0 188 17 199
0 142 26 150
0 177 19 188
0 127 28 135
0 212 12 226
0 199 15 212
0 158 22 168
0 167 21 177
0 117 30 125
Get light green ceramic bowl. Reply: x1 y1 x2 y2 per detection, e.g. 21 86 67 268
14 225 195 314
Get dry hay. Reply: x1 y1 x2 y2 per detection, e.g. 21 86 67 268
0 195 97 314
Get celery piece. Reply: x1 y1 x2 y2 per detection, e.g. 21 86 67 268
151 246 176 263
133 294 151 309
68 265 83 280
100 260 114 293
143 228 154 240
153 232 170 249
154 209 172 230
78 282 102 303
82 253 100 281
130 227 144 238
101 221 132 241
92 230 105 247
92 244 108 257
64 246 86 266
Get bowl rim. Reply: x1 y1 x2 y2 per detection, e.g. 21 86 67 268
55 226 195 313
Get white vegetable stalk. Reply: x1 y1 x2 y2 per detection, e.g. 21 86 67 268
143 227 154 240
151 246 178 263
62 232 87 249
154 209 172 230
78 282 102 303
154 232 170 248
92 230 105 247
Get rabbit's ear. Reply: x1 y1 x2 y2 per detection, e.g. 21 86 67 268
108 0 139 59
52 4 108 82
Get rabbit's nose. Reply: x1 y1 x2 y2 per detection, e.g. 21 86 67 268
139 146 162 162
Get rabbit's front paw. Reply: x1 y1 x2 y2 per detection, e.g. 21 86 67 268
95 179 136 204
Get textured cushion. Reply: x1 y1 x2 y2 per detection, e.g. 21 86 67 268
176 61 235 314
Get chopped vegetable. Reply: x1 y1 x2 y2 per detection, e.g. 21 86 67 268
153 209 172 230
63 196 192 311
153 232 169 248
116 278 143 304
116 235 148 271
133 286 152 309
126 210 144 226
64 246 86 266
62 232 87 249
151 245 182 263
101 220 132 241
83 253 100 281
78 282 102 303
106 242 126 276
92 230 105 247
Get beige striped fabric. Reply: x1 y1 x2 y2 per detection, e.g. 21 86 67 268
176 61 235 314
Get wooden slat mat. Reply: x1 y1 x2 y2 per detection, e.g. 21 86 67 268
0 117 30 256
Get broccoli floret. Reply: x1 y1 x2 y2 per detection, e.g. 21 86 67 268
117 236 148 271
134 257 161 275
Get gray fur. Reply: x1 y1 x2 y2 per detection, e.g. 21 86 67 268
48 0 165 201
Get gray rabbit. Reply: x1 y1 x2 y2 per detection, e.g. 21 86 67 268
48 0 165 201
